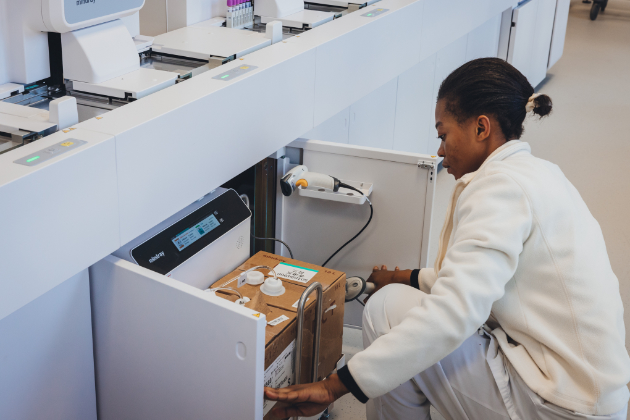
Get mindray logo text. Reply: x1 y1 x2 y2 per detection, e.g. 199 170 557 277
149 251 165 263
77 0 96 5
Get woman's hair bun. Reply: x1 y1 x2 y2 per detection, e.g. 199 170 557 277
533 94 552 117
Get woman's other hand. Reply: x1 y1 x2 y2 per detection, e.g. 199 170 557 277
364 265 412 303
264 373 348 419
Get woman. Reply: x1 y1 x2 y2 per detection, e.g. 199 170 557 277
265 58 630 420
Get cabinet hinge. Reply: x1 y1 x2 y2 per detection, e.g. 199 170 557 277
418 160 435 169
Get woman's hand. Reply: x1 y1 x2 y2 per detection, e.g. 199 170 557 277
264 374 348 419
365 265 412 303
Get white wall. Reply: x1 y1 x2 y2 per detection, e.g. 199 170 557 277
139 0 168 36
303 13 503 156
348 78 399 149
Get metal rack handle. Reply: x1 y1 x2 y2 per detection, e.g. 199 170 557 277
294 281 324 388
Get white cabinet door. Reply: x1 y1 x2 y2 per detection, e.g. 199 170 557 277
508 0 556 87
498 7 515 60
90 256 266 420
548 0 570 69
393 54 437 155
531 0 557 85
0 271 97 420
278 140 440 327
302 107 350 144
508 0 539 84
348 78 399 149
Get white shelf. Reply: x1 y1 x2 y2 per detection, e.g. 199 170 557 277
297 179 372 204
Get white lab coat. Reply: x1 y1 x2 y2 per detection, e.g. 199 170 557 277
348 141 630 415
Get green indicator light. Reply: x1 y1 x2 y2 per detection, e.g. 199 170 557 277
221 75 230 79
367 13 373 16
26 156 40 163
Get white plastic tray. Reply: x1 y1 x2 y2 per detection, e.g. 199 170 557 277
297 179 372 204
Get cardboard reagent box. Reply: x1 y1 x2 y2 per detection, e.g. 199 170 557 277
211 252 345 396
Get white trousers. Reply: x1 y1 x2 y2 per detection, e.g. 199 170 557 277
362 284 627 420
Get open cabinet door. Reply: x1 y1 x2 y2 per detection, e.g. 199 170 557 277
90 256 266 420
276 139 440 328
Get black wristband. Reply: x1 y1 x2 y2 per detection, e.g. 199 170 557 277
410 269 420 290
337 365 369 404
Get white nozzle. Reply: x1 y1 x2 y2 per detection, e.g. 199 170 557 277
246 271 265 285
365 282 375 294
235 297 251 305
345 277 375 302
260 277 285 296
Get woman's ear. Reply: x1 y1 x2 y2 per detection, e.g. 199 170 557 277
476 115 491 141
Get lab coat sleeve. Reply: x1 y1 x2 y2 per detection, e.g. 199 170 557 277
346 172 533 399
418 267 437 294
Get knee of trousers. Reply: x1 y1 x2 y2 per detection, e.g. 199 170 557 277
362 283 426 346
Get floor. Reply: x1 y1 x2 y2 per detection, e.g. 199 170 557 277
330 328 447 420
329 1 630 419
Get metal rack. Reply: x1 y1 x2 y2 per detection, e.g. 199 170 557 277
294 281 324 420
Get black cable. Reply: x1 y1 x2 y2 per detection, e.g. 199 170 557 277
322 183 374 268
251 234 294 259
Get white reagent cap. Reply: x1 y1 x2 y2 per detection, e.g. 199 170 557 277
260 277 285 297
246 271 265 286
236 297 251 306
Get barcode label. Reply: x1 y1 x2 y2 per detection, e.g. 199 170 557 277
292 298 310 309
268 315 290 326
263 340 295 416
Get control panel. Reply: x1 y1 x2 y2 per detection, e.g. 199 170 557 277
212 65 258 82
130 189 251 276
14 139 87 167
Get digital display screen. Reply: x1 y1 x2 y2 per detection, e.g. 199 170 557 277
171 214 220 251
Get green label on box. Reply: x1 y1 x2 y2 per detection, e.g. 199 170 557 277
274 263 318 283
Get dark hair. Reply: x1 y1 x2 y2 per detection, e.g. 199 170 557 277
437 58 552 140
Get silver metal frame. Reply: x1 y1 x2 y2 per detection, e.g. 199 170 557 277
294 281 323 389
